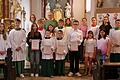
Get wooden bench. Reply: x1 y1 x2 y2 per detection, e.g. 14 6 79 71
101 62 120 80
0 60 6 80
103 62 120 66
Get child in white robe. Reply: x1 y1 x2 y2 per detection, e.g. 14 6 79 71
54 30 68 76
9 19 26 78
41 30 55 77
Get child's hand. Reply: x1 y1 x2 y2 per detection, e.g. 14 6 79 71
77 40 80 44
0 51 6 55
51 48 54 51
63 50 67 55
41 48 44 51
68 45 71 50
29 39 32 42
93 55 96 60
39 39 41 42
16 47 21 51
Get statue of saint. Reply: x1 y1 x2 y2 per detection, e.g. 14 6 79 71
45 3 51 19
97 0 103 8
10 0 22 19
116 0 120 7
65 3 71 18
53 2 63 21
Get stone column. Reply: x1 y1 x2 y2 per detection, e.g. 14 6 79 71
31 0 42 20
86 0 97 27
73 0 85 21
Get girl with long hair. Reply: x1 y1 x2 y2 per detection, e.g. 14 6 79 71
27 23 42 77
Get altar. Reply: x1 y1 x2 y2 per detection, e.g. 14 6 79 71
44 0 73 21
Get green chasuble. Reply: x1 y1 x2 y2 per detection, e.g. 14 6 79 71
44 19 58 30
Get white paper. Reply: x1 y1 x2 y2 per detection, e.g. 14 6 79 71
43 46 52 55
31 40 39 50
70 41 78 51
56 45 65 54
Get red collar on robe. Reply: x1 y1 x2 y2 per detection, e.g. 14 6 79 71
91 24 96 27
38 27 43 31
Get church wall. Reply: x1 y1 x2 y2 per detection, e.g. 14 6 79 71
86 0 96 27
31 0 41 20
73 0 85 21
22 0 30 22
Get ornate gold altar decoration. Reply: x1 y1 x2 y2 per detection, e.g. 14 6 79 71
10 0 22 19
53 1 63 21
3 18 14 32
0 0 3 19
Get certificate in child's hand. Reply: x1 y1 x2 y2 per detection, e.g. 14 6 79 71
70 41 78 51
31 39 39 50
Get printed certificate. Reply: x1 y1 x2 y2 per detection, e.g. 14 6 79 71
70 41 78 51
31 40 39 50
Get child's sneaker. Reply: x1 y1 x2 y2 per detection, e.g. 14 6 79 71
35 74 39 77
30 73 34 77
75 72 82 77
68 72 73 77
20 74 25 78
50 76 54 78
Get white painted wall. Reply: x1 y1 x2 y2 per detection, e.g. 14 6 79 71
73 0 85 21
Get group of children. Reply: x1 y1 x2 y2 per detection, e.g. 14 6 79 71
1 13 120 78
26 17 112 77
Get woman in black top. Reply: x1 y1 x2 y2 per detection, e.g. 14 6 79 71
27 23 42 77
99 16 112 35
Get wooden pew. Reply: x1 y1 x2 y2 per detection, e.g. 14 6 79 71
5 48 16 80
101 62 120 80
0 60 6 80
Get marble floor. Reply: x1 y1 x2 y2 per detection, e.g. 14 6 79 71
16 76 93 80
17 62 93 80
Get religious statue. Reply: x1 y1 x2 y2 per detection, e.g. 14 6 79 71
21 7 26 29
53 1 63 21
97 0 103 8
9 0 14 19
10 0 22 19
45 3 51 19
65 3 71 18
116 0 120 8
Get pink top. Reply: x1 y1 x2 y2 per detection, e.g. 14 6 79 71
97 37 109 54
79 24 88 38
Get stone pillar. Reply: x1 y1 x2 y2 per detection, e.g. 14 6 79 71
31 0 42 20
73 0 85 21
21 0 30 22
86 0 97 27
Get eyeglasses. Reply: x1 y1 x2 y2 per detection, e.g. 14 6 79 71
73 24 78 25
